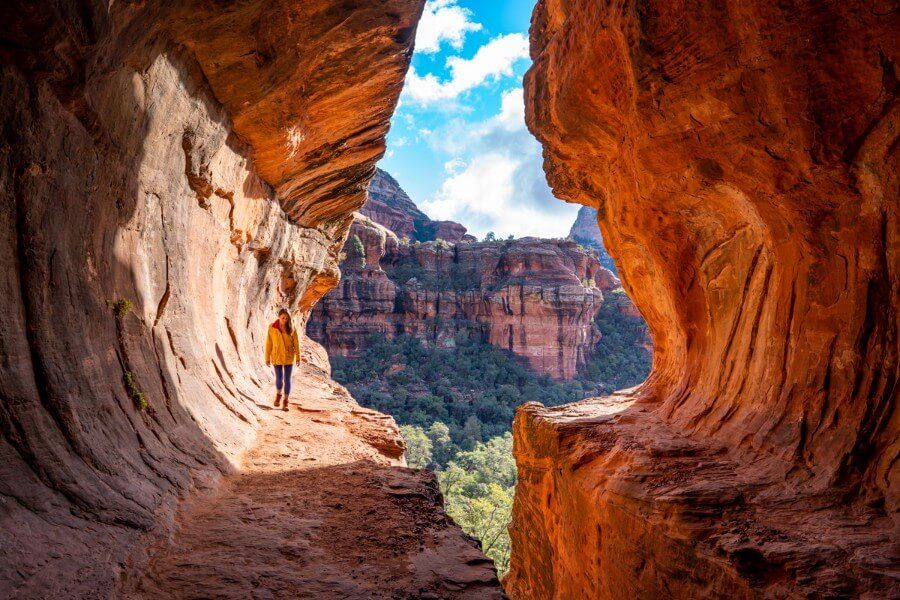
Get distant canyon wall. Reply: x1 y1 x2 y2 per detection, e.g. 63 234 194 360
508 0 898 598
309 210 623 380
0 1 423 596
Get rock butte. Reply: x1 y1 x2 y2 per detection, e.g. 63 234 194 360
364 168 470 244
0 0 895 599
507 0 898 598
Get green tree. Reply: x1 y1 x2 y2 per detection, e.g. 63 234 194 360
437 433 516 577
400 424 432 468
462 415 482 449
427 421 454 466
444 483 513 575
345 234 366 269
483 231 496 242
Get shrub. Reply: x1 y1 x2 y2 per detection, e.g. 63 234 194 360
109 298 133 318
345 234 366 268
124 371 147 411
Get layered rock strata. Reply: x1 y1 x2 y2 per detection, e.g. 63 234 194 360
508 0 898 597
309 214 618 379
0 1 498 597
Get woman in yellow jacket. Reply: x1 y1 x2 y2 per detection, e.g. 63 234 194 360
265 308 300 411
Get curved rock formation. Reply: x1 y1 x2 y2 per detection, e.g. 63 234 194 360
309 214 617 380
508 0 898 597
0 1 500 597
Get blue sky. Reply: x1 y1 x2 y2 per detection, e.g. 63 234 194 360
378 0 580 239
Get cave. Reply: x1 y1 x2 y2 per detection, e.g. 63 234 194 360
0 1 896 599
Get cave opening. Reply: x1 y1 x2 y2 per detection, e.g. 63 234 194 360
2 0 895 597
304 0 653 577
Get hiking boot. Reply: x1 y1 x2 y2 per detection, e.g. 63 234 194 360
274 392 281 408
282 396 289 411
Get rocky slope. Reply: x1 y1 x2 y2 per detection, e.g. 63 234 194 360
309 210 621 380
364 169 470 243
507 0 898 598
0 1 501 597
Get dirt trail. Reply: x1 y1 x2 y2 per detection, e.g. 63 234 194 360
126 365 503 599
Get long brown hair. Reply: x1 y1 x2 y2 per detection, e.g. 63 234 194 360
277 308 293 334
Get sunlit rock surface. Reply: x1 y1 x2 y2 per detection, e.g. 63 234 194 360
309 212 621 380
507 0 898 597
0 1 498 597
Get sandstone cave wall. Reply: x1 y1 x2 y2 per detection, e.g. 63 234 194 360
508 0 897 597
0 1 422 597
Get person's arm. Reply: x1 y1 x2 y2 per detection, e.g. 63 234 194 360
264 328 273 366
293 330 301 365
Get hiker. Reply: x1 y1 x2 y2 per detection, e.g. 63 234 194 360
265 307 300 411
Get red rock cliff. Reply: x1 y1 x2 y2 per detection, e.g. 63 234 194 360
508 0 898 597
309 212 619 380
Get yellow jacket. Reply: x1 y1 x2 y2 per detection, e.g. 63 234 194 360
265 323 300 366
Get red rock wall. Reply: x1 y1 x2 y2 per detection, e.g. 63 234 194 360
309 216 618 379
0 1 423 596
508 0 898 597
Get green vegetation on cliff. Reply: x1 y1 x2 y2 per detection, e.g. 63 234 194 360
332 292 650 450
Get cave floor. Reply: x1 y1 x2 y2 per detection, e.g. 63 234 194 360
124 365 502 599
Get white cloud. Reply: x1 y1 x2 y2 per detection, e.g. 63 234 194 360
415 0 482 54
403 33 529 105
421 87 580 239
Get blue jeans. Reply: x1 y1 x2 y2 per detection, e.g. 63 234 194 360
274 364 293 396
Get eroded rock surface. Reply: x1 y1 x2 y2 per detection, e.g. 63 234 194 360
508 0 898 597
0 1 503 598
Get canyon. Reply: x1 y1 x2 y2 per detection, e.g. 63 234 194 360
0 0 896 599
308 169 626 380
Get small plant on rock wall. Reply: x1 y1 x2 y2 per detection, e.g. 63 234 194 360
124 371 148 411
345 234 366 269
109 298 133 318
